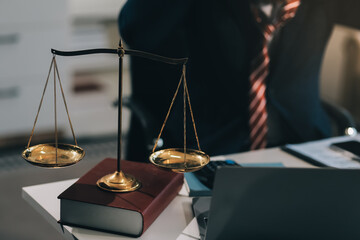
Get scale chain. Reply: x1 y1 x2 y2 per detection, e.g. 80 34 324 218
152 67 184 152
53 58 78 146
26 56 78 153
152 64 202 153
183 64 186 163
27 57 55 149
54 55 58 163
183 68 201 151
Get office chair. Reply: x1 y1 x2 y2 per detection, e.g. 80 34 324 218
119 97 358 160
112 97 164 161
321 100 358 137
122 97 163 152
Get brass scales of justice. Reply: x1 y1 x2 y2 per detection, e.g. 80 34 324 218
21 39 210 192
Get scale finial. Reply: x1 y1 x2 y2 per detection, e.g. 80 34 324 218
117 39 125 57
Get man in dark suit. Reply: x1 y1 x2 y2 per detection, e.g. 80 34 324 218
119 0 360 162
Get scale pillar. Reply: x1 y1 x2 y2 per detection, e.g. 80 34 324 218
96 40 141 192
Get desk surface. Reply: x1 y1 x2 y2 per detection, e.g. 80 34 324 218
22 148 313 240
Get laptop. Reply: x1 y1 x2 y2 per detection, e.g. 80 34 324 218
193 167 360 240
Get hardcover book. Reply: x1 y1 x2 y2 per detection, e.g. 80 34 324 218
58 158 184 237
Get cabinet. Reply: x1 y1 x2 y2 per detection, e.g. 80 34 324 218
0 0 70 138
64 0 129 138
0 0 129 143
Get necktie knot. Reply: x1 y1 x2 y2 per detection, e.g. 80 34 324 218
252 0 301 40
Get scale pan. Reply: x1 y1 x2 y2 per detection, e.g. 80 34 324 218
22 143 85 168
149 148 210 173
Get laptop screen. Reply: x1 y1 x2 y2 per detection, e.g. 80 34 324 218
204 167 360 240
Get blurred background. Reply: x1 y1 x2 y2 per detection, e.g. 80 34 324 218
1 0 360 239
1 0 127 239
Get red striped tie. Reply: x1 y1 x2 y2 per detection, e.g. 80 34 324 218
249 0 300 150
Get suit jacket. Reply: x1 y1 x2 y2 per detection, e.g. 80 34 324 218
119 0 360 161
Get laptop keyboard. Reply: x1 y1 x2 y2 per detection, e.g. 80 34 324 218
193 160 239 189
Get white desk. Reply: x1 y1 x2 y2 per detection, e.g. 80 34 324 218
22 148 313 240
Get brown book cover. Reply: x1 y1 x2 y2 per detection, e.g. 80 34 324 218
58 158 184 237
